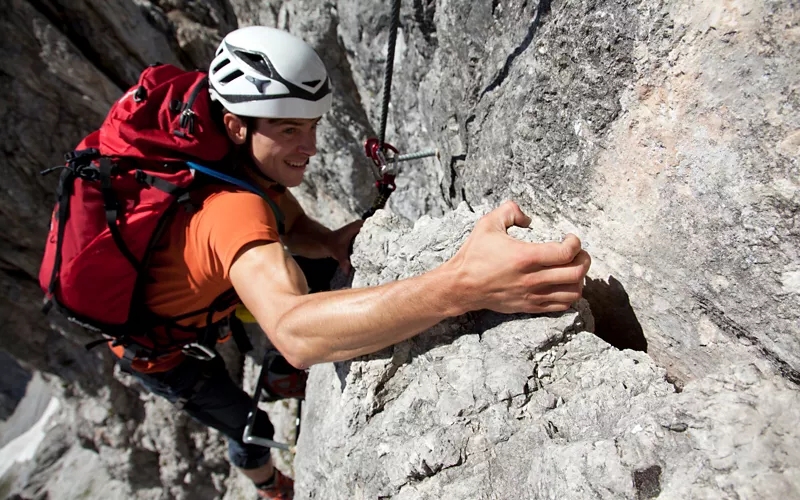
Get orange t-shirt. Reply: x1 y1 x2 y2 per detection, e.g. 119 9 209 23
111 186 286 373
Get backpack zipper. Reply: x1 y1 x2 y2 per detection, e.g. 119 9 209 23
178 76 208 135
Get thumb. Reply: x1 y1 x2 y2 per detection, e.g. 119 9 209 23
491 200 532 231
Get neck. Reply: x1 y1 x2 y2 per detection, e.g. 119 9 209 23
243 162 286 194
234 148 286 193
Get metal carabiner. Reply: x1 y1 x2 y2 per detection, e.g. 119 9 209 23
364 138 399 180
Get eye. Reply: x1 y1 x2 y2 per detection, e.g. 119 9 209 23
283 127 297 135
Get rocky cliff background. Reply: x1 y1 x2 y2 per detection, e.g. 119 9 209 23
0 0 798 498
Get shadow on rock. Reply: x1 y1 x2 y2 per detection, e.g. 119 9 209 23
583 276 647 352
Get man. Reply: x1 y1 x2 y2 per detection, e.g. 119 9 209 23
127 26 591 499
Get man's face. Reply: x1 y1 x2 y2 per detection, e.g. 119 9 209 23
249 117 320 187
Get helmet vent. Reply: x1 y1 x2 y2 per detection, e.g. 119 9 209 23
302 80 321 87
212 59 230 74
219 69 244 84
235 50 274 78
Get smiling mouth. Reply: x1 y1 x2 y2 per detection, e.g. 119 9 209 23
285 160 308 169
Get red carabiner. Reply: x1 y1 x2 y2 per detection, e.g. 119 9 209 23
364 137 399 169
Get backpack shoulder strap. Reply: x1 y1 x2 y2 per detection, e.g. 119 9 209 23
186 161 285 235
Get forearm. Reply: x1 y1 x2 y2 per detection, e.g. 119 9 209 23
234 201 591 369
273 263 465 368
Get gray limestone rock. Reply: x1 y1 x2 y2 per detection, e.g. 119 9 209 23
325 0 800 388
1 0 799 498
297 204 800 500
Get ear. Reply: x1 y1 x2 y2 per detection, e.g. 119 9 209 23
222 112 248 145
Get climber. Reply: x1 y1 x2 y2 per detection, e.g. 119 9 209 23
118 26 590 499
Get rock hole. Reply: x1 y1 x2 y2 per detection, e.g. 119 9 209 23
448 154 466 199
665 372 684 393
582 276 647 352
633 465 662 499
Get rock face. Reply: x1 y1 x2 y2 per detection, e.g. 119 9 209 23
329 0 800 386
1 0 798 498
298 205 800 499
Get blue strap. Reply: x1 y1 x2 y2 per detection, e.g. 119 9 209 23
186 161 285 234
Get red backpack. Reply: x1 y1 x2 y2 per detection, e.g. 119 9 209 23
38 64 283 368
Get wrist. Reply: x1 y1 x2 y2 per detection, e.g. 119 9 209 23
430 258 473 318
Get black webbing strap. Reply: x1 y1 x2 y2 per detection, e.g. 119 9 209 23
157 287 239 327
43 169 75 313
134 169 186 196
200 290 233 347
85 338 110 350
174 373 210 410
228 314 254 354
99 158 141 273
168 304 217 323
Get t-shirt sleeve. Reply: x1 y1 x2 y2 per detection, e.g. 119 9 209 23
191 191 281 279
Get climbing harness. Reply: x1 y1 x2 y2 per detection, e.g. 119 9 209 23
241 258 340 453
243 349 301 453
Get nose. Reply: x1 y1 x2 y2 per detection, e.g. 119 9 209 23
297 129 317 157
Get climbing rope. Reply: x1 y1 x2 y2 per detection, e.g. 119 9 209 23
361 0 438 219
378 0 402 148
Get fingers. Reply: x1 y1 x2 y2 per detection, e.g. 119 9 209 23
531 302 573 313
523 235 584 268
484 200 532 232
482 202 584 267
529 283 583 305
525 250 591 283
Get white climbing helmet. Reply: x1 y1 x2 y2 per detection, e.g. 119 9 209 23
208 26 332 119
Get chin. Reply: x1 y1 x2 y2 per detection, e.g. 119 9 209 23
278 171 306 188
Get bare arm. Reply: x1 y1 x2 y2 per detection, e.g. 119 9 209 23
230 201 591 369
280 190 363 270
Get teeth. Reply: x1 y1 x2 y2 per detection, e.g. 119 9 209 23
286 161 305 168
